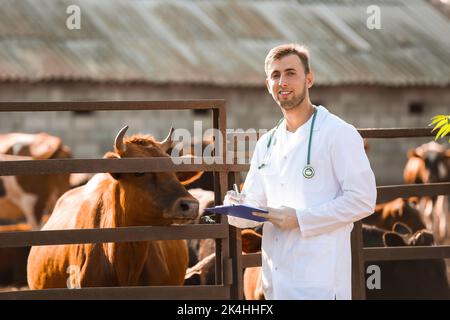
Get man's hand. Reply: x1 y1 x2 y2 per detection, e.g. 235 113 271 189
253 206 299 230
223 190 245 205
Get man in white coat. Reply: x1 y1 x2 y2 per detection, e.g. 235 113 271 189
224 43 377 300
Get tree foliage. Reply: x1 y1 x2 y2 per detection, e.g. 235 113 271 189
429 115 450 142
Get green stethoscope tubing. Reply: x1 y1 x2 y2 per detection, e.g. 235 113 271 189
259 106 318 179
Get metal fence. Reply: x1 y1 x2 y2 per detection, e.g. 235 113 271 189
0 101 449 299
0 100 240 299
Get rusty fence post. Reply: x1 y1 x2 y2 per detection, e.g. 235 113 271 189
351 220 366 300
229 225 243 300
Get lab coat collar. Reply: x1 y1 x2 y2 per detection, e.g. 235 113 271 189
276 105 329 157
312 105 328 131
279 105 328 134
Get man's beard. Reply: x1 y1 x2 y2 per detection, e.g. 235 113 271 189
277 85 306 111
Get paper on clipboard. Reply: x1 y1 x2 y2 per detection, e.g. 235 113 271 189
204 204 268 222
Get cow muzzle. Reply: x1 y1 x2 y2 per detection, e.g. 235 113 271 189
166 198 199 221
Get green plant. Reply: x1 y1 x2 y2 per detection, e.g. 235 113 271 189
429 115 450 142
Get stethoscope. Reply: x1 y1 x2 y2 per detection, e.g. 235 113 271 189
258 106 318 179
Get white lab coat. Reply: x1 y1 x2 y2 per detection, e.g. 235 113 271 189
228 105 377 300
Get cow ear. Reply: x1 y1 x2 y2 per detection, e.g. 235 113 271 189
104 152 122 180
411 230 435 246
58 145 73 159
407 147 428 164
241 229 262 254
30 133 62 160
392 222 412 235
403 156 425 184
383 232 406 247
177 171 204 186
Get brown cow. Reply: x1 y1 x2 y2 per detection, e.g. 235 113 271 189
403 141 450 241
361 140 426 238
0 223 31 287
364 223 450 300
184 226 264 293
241 229 264 300
27 126 200 289
0 133 73 229
362 197 426 233
183 188 216 285
0 133 75 288
242 224 449 300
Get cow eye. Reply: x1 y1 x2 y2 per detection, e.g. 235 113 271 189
134 172 146 177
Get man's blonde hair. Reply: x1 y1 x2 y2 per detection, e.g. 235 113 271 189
264 43 311 75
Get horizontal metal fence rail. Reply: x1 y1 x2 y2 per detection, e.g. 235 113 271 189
376 182 450 203
0 285 230 300
364 245 450 261
229 127 435 140
0 100 225 112
0 224 228 248
357 127 435 138
0 158 231 175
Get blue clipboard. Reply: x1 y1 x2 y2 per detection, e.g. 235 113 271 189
204 204 268 222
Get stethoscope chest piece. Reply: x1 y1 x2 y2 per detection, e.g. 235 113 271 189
302 165 315 179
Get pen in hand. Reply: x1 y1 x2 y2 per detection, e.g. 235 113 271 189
233 183 240 196
231 183 242 205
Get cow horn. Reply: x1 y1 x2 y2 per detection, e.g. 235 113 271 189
160 126 175 152
114 125 129 153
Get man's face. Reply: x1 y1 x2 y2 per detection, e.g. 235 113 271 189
265 54 313 111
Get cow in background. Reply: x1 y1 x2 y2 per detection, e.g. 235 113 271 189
0 133 74 229
362 197 426 233
362 139 426 235
183 188 216 285
403 141 450 242
0 133 94 288
364 223 450 300
168 136 215 191
27 126 200 289
241 223 449 300
0 223 31 287
241 229 264 300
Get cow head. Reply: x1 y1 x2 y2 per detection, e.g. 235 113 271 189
368 198 427 233
104 126 199 226
241 229 262 254
363 222 436 248
404 142 450 184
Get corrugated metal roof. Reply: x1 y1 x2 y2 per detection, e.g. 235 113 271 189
0 0 449 86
